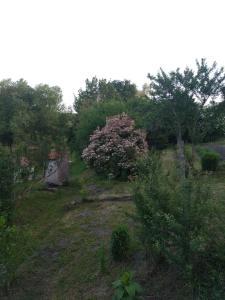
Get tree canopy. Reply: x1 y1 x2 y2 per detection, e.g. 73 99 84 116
74 77 137 112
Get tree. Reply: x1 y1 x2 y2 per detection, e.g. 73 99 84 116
0 79 36 149
0 147 14 223
191 59 225 106
134 154 225 298
200 102 225 142
148 59 225 176
74 77 137 112
176 59 225 144
111 80 137 102
0 79 70 172
148 68 197 177
74 100 128 153
0 79 17 149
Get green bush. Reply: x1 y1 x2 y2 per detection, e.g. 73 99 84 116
112 271 142 300
98 243 107 274
75 100 128 153
201 150 220 171
0 216 32 290
111 225 130 261
0 147 14 223
134 154 225 298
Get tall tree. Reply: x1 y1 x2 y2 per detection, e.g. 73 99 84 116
192 59 225 106
0 80 15 148
148 59 225 177
74 77 137 112
148 68 197 177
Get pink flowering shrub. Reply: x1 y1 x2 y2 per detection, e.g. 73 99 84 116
82 113 148 179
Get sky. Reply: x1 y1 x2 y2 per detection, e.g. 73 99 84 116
1 0 225 106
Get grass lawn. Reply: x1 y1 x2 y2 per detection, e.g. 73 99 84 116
3 147 225 299
6 155 138 300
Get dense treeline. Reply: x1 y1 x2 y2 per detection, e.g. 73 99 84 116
74 60 225 157
0 80 75 290
1 59 224 160
0 79 74 152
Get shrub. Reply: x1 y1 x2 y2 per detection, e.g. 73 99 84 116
75 101 128 153
112 271 142 300
134 154 225 298
149 130 169 149
0 216 32 291
98 243 107 274
0 147 14 223
82 113 148 179
201 150 220 171
111 225 130 261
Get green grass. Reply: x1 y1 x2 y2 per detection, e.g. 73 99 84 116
5 147 225 299
13 200 136 299
6 154 136 299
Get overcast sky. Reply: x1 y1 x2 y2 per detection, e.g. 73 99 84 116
1 0 225 106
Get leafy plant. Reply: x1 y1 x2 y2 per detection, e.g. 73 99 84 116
82 113 147 179
0 147 14 223
134 154 225 298
200 149 220 171
0 216 33 290
112 271 142 300
74 100 128 153
98 242 107 274
74 77 136 113
111 225 130 261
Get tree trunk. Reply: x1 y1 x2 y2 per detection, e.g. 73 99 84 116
177 127 186 179
191 143 195 165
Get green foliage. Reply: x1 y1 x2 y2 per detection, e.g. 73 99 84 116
184 145 193 165
0 79 22 148
194 59 225 106
75 92 179 153
134 154 225 298
98 243 107 274
199 149 220 171
148 59 225 148
126 98 173 149
148 68 199 145
75 100 128 153
111 225 130 261
201 103 225 142
112 271 142 300
134 153 172 257
0 78 70 172
0 147 14 223
74 77 136 112
0 216 32 289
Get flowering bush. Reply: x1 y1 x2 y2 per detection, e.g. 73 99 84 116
82 113 148 178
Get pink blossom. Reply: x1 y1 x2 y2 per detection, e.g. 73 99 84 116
82 113 148 178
